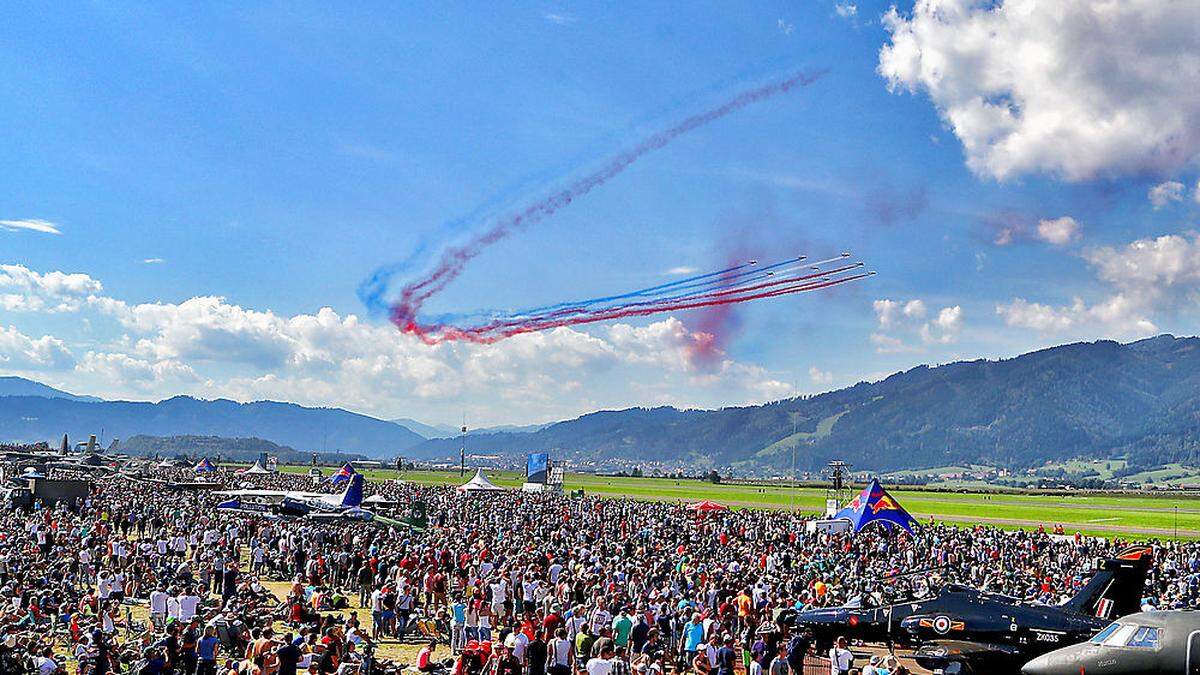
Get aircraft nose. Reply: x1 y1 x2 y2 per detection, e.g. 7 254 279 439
1020 651 1082 675
1020 654 1053 675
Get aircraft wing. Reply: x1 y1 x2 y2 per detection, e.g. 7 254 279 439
213 489 290 498
912 639 1027 674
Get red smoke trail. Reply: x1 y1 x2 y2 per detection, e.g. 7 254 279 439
390 70 826 331
445 260 862 336
403 270 870 345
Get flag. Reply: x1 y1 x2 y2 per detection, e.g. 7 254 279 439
330 462 358 484
833 478 918 533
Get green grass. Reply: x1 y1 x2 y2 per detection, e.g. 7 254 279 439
1121 463 1200 484
755 411 848 457
274 465 1200 539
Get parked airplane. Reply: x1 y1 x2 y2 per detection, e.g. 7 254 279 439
903 545 1153 674
794 546 1152 673
215 473 371 521
1021 610 1196 675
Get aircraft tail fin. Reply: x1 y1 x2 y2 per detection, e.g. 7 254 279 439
340 473 365 508
1063 545 1152 620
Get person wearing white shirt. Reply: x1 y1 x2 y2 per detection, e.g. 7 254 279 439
178 591 200 622
149 588 169 628
829 637 853 675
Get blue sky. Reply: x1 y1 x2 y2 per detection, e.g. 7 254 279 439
3 1 1200 426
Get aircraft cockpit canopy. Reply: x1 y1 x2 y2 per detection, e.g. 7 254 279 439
1088 622 1162 650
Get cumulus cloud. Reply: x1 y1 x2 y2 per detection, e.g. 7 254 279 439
1149 181 1185 209
0 264 103 312
879 1 1200 181
996 232 1200 338
872 298 962 352
0 325 74 370
0 263 799 424
835 3 857 19
996 295 1156 336
0 219 61 235
1036 217 1081 246
808 366 833 386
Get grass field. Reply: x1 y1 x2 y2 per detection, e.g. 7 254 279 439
279 466 1200 539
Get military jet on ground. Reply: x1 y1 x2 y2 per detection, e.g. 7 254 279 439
903 545 1153 674
1021 610 1198 675
793 546 1152 673
215 473 372 521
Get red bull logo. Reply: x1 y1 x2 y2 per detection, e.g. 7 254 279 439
870 495 901 514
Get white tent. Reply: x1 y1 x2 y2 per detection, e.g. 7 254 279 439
242 461 272 474
458 468 505 492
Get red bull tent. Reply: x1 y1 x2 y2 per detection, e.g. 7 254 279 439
193 457 217 473
833 478 919 533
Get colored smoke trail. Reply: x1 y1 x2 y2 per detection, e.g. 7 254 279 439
396 254 873 345
388 70 827 329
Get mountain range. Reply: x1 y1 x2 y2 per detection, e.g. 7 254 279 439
4 335 1200 470
412 334 1200 471
0 388 424 458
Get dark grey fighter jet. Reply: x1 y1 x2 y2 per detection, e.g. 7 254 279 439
1022 610 1200 675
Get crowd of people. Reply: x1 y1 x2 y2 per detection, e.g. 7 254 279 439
1 460 1199 675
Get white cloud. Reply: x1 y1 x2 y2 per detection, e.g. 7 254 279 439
0 264 103 312
0 264 801 425
777 19 794 35
879 1 1200 181
872 298 962 351
808 366 833 386
903 299 926 320
870 333 916 354
0 219 61 235
835 3 857 19
543 12 576 25
872 299 898 327
1084 233 1200 288
666 266 698 275
1149 181 1185 209
1195 179 1200 205
0 325 74 370
1036 216 1081 246
995 232 1200 338
142 258 165 265
75 351 197 391
996 296 1155 336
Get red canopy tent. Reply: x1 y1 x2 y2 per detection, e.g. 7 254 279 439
687 499 729 512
